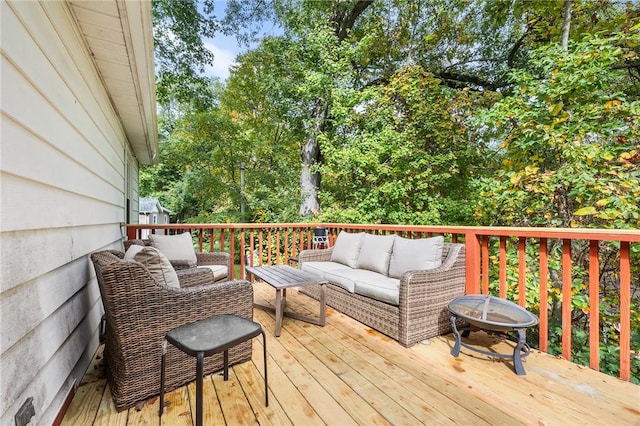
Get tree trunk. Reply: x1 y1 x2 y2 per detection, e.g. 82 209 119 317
299 101 326 217
298 1 373 217
561 0 572 51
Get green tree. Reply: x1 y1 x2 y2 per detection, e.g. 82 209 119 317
152 0 222 109
319 65 492 224
474 31 640 229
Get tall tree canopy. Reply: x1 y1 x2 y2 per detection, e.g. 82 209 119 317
146 0 639 226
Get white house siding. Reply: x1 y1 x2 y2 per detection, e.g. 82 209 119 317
0 1 147 424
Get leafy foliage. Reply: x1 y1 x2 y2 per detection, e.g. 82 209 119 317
319 65 491 224
474 31 640 229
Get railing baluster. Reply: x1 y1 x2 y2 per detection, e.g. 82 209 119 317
258 230 264 266
539 238 548 352
300 227 305 251
465 230 481 294
518 237 526 307
619 241 631 381
481 236 489 295
562 238 573 361
499 237 507 298
589 240 600 371
250 230 255 267
229 229 235 280
240 229 246 278
267 229 272 266
276 229 281 265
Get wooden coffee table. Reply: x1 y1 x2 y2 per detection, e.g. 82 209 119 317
246 265 328 337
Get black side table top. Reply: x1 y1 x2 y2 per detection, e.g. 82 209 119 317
166 314 262 356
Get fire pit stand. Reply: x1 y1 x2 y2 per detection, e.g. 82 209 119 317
448 294 539 375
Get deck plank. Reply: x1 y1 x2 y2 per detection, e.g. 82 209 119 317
300 317 488 425
60 347 105 426
186 378 225 426
60 281 640 426
254 307 392 426
212 369 259 425
93 386 127 426
233 355 293 426
252 308 358 426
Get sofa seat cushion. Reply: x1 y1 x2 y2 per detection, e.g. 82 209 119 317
324 268 394 293
356 233 396 275
301 261 352 278
354 275 401 306
197 265 228 281
388 236 444 279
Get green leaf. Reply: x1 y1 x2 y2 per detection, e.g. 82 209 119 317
574 206 597 216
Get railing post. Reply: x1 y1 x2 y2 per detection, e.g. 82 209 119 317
126 225 137 240
465 230 481 294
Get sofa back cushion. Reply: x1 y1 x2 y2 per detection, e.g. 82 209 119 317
356 233 396 275
388 235 444 278
330 231 364 268
149 232 197 266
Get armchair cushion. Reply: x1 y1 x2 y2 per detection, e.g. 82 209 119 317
197 265 228 281
126 245 180 288
149 232 197 266
388 235 444 279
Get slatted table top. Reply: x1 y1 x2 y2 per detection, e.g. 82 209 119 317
245 265 327 289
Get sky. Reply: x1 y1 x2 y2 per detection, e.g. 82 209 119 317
200 1 281 81
203 33 240 81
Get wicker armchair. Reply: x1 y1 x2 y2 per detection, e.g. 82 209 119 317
124 238 231 281
90 250 253 411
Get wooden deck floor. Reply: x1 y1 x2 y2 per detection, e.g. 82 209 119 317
61 281 640 425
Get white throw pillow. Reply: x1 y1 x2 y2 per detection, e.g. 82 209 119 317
124 244 144 260
149 232 197 265
356 234 396 275
330 231 364 268
388 236 444 279
132 246 180 288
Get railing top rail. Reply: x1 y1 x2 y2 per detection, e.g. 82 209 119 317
462 226 640 241
123 223 640 242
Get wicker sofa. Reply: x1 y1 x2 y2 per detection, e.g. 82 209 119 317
298 232 466 347
90 250 253 411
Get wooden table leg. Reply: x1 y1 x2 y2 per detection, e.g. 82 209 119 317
319 283 326 326
275 289 284 337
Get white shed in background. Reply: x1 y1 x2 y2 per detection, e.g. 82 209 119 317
139 197 172 238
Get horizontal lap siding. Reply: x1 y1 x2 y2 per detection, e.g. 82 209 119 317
0 2 139 425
